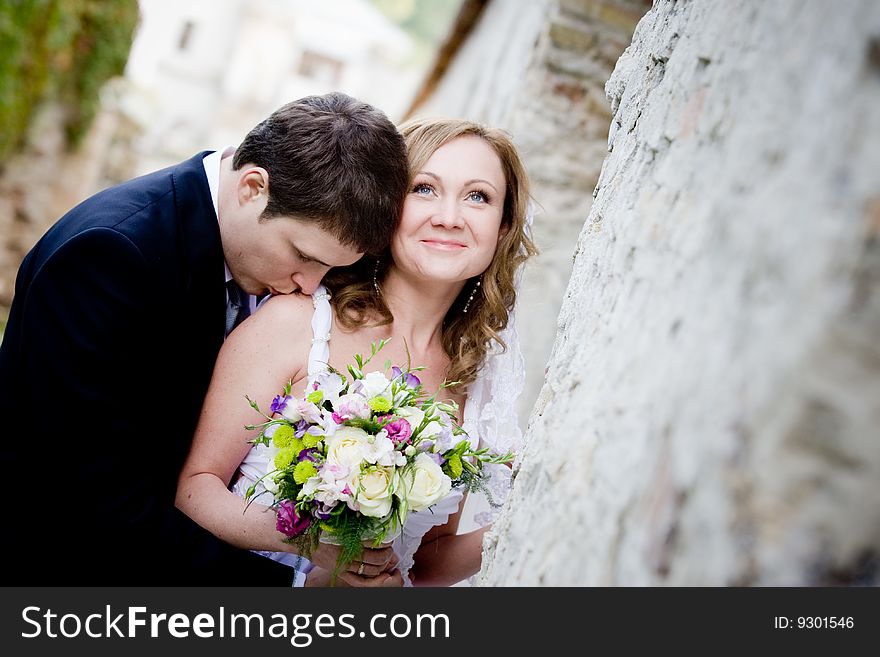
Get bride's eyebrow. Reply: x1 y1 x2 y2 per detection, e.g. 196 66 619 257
416 171 499 195
463 178 498 194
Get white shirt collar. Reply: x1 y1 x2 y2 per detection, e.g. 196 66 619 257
203 147 236 283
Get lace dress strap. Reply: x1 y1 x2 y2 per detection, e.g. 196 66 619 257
308 284 332 376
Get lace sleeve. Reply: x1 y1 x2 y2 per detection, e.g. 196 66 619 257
461 314 525 527
460 201 534 527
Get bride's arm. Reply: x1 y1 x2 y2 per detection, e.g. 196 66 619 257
409 494 489 586
176 293 314 553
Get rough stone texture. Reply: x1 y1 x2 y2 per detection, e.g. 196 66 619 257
481 0 880 585
509 0 646 428
0 84 139 314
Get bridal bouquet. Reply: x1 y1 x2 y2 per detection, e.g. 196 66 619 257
244 340 512 573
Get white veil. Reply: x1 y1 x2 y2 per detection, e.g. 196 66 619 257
460 200 535 527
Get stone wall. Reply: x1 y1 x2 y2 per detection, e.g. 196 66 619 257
481 0 880 585
412 0 649 426
0 87 140 319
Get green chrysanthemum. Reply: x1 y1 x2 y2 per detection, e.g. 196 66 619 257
272 424 296 448
307 390 324 405
445 454 463 479
301 433 321 449
369 396 392 413
274 446 298 470
293 460 318 484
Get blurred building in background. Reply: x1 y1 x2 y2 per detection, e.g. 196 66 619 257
124 0 419 174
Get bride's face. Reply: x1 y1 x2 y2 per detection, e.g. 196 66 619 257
390 135 506 286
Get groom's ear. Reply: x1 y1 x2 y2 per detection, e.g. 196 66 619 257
237 167 269 205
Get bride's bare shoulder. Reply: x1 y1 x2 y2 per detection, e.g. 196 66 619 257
256 291 317 321
232 291 319 349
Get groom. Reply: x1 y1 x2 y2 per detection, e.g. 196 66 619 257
0 93 408 585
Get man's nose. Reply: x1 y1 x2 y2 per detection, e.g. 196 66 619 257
292 268 329 296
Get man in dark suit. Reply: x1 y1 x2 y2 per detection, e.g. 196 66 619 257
0 93 409 585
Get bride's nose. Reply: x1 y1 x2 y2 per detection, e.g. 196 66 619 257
430 199 464 229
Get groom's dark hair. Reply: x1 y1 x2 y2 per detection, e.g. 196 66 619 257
233 92 408 255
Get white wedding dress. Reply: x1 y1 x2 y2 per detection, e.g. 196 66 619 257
231 282 525 585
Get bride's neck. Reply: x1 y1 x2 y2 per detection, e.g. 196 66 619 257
378 271 464 353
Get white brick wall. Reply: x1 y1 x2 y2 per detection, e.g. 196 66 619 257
481 0 880 585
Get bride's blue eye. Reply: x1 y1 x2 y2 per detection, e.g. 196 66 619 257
467 190 489 203
412 183 434 195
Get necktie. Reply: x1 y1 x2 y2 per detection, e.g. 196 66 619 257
225 280 251 337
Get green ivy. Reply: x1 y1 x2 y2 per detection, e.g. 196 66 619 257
0 0 139 161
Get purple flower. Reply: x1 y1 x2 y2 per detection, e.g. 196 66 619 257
428 452 445 466
313 503 333 521
384 418 413 446
298 448 319 462
392 366 420 388
276 500 311 537
293 419 309 438
270 395 289 415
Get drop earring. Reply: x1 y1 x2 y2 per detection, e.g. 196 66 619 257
462 276 481 314
373 259 382 297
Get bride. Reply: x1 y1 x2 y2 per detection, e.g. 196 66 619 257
176 117 537 586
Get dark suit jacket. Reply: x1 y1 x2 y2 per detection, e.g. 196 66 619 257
0 152 293 585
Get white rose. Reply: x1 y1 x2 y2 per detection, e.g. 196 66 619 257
325 426 368 472
360 371 392 400
404 453 452 512
355 466 397 518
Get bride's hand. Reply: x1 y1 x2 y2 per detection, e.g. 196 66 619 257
304 566 404 587
303 567 333 587
308 542 400 585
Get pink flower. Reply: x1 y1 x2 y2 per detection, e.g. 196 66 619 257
334 393 371 421
276 500 311 537
384 418 413 446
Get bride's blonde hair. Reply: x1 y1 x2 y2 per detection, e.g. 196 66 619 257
324 118 538 388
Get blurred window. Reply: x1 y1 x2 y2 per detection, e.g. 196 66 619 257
298 50 344 85
178 21 195 51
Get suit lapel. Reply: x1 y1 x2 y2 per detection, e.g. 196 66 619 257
170 152 227 346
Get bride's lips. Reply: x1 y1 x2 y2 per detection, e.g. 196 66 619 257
420 239 467 250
